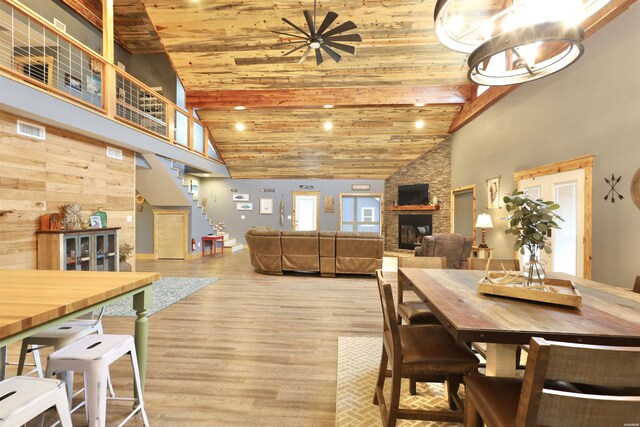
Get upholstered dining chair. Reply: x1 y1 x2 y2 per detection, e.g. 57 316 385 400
396 256 446 326
374 270 479 427
464 337 640 427
467 257 520 271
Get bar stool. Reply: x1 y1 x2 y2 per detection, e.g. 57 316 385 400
17 307 115 402
46 334 149 427
0 376 72 427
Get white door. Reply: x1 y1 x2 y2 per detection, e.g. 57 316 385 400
518 169 585 277
292 192 319 231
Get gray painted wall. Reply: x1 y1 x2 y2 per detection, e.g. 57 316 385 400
450 5 640 287
199 179 385 244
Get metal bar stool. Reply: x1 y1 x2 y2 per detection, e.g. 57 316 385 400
0 376 72 427
45 334 149 427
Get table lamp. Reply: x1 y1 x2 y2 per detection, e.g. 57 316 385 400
475 214 494 248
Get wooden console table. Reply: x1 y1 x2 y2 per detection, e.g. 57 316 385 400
471 246 493 259
202 235 224 256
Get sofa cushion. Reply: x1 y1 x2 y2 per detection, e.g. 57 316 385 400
281 231 319 272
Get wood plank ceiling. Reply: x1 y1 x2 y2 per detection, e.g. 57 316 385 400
85 0 634 178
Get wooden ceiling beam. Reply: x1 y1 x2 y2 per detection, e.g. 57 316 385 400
449 0 637 133
186 85 471 109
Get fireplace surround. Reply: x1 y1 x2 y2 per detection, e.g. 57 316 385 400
398 215 433 250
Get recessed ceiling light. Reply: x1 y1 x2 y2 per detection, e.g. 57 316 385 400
324 121 333 131
235 106 246 110
203 174 211 177
415 103 425 107
415 120 425 129
323 104 334 109
235 122 245 131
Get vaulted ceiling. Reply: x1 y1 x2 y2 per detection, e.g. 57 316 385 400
67 0 637 178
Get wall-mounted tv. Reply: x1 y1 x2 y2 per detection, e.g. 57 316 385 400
398 184 429 206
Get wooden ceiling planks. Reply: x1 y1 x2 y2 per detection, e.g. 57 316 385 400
59 0 165 53
199 105 460 179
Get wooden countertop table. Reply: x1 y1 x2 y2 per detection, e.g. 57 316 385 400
399 268 640 377
0 270 160 391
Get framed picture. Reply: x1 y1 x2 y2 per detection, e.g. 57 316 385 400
64 73 82 92
190 180 199 201
324 195 334 213
487 176 501 209
89 215 102 228
233 194 249 202
260 198 273 215
85 75 101 95
236 202 253 211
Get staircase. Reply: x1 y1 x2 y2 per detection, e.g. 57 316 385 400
169 161 244 253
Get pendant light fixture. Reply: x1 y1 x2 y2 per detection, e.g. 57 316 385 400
434 0 610 86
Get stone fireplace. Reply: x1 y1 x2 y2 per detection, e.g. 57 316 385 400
398 215 432 250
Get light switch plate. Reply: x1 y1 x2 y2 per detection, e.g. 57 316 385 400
126 216 132 222
287 215 292 220
241 215 246 220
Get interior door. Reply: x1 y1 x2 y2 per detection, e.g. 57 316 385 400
292 192 320 231
518 169 585 277
451 186 476 243
154 210 187 259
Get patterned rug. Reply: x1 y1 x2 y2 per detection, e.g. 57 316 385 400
335 336 464 427
105 277 218 317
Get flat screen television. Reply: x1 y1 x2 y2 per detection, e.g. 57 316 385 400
398 184 429 206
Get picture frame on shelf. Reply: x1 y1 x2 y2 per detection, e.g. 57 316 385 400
64 73 81 92
233 194 249 202
487 176 501 209
260 198 273 215
89 215 102 228
236 202 253 211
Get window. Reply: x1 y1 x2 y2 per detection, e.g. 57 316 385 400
340 194 383 233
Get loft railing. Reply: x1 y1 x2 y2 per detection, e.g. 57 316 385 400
0 0 221 162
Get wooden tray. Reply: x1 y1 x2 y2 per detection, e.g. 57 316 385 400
478 273 582 308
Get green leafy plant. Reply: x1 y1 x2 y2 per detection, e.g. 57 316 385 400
503 191 564 256
119 243 134 263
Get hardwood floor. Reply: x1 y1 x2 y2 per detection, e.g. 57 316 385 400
87 250 383 425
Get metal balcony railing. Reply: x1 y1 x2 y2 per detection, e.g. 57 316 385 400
0 0 222 163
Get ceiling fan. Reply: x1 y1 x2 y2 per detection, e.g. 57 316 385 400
273 0 362 66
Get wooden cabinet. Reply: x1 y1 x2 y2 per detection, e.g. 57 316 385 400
37 228 120 271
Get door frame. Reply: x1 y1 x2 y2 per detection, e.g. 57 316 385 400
338 193 385 232
513 155 594 279
291 191 320 231
152 209 189 259
450 185 477 244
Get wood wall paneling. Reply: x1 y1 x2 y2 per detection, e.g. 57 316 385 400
0 110 136 270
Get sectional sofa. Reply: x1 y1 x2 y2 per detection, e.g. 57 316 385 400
245 228 384 276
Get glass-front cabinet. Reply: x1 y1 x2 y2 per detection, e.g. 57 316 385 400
37 228 120 271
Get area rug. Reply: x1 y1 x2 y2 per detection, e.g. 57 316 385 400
335 336 463 427
105 277 218 317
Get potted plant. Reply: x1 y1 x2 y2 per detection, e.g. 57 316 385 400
503 191 563 284
119 242 134 272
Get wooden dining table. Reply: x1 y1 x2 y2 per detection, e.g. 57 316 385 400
399 268 640 377
0 270 160 390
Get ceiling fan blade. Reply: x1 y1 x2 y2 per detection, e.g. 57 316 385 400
316 11 339 36
321 44 342 63
321 21 357 38
316 49 324 66
324 40 355 55
303 10 315 35
282 17 310 38
271 30 308 40
324 33 362 42
298 47 312 64
283 44 308 57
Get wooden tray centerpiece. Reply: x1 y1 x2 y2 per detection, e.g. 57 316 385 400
478 271 582 308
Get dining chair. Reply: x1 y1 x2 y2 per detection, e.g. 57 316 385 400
633 276 640 293
464 337 640 427
374 270 479 427
467 257 520 271
396 256 446 326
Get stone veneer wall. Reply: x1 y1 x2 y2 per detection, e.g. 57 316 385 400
384 141 451 252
